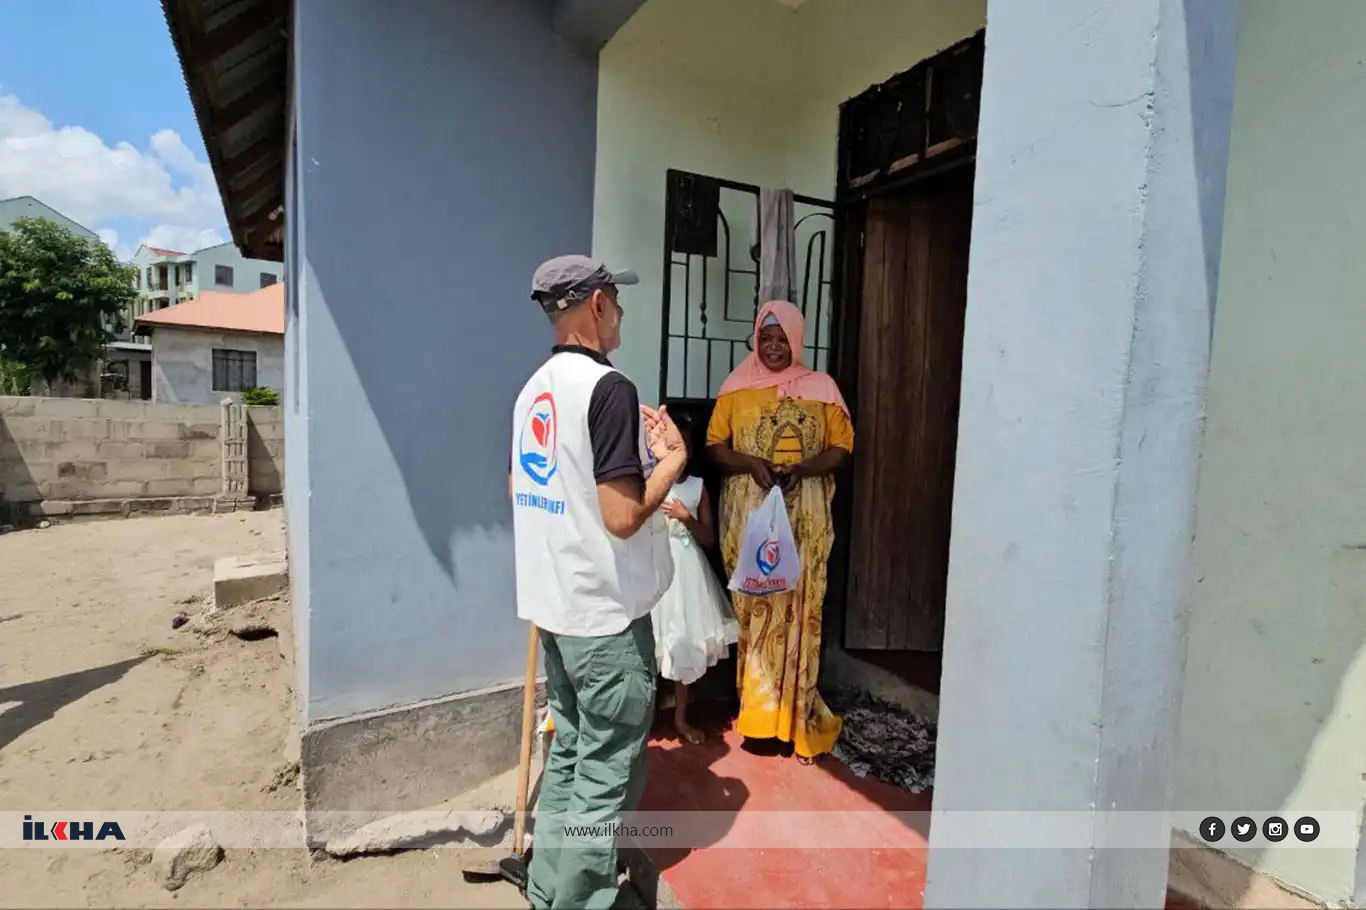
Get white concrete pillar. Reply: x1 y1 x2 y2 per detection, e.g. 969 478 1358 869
924 1 1240 908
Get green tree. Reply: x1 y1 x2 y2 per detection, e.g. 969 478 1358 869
0 359 33 395
0 217 136 387
241 387 279 406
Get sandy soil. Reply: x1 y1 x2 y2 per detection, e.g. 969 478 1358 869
0 511 525 909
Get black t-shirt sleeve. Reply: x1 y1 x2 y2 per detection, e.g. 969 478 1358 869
587 374 644 485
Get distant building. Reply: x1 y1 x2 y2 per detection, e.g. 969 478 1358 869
128 241 284 339
0 195 98 241
134 283 283 405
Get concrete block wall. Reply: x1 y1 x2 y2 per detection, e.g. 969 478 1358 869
246 405 284 496
0 396 286 517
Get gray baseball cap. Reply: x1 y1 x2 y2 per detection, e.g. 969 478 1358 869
531 255 639 313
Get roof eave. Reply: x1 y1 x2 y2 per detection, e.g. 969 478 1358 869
161 0 289 262
135 320 284 337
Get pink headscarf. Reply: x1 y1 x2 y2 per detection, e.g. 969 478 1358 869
717 300 849 415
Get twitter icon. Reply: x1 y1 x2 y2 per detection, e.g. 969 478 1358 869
1232 817 1257 842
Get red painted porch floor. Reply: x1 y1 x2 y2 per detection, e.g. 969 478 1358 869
637 706 1202 910
638 706 930 910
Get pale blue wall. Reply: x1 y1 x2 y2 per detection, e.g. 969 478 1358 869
289 0 598 723
283 49 310 730
187 242 284 296
0 196 97 240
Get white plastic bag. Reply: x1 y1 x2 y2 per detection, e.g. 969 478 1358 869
727 486 802 595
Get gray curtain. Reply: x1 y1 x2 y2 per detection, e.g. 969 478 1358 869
757 188 796 305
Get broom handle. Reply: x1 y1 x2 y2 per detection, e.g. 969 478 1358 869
512 623 539 855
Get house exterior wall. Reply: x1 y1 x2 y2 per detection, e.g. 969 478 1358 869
593 0 795 402
924 0 1239 903
283 54 311 741
286 0 600 834
1172 2 1366 902
289 0 597 725
188 242 284 296
131 245 190 298
128 247 190 341
0 196 97 240
131 244 180 273
593 0 985 404
149 327 284 405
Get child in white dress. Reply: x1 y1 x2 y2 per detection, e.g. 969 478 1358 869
653 418 740 744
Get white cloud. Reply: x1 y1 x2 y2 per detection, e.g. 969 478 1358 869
138 224 225 255
0 92 227 257
96 228 126 259
148 129 208 176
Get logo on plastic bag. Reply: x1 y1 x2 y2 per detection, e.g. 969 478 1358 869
728 488 801 596
755 540 782 576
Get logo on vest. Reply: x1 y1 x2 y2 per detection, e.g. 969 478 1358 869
519 393 559 486
755 539 782 577
515 392 565 515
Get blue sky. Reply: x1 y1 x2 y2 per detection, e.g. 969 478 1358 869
0 0 228 258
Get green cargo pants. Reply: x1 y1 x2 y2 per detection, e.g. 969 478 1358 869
527 615 656 910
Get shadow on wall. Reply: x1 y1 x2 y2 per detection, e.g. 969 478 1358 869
302 0 598 583
0 415 38 525
292 0 599 713
246 414 282 497
1176 635 1365 904
1184 0 1239 325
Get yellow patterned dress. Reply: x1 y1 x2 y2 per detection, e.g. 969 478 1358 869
705 387 854 759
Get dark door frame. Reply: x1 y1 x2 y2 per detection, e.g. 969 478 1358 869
823 33 983 649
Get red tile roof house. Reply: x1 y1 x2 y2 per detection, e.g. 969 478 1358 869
163 1 1365 909
134 283 284 405
126 240 285 345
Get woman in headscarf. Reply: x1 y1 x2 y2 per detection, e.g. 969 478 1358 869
705 299 853 763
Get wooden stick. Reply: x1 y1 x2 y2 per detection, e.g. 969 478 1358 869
512 623 539 856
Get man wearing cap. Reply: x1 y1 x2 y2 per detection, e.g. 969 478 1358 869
510 255 688 909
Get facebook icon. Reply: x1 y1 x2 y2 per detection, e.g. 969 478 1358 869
1200 816 1226 842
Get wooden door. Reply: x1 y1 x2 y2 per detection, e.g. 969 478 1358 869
844 168 974 651
139 360 152 401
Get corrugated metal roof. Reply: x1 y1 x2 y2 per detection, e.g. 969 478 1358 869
161 0 288 262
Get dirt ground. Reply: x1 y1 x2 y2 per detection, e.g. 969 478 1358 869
0 511 525 909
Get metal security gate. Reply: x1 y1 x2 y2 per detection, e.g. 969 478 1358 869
658 169 837 403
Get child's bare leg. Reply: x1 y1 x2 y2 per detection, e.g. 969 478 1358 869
672 681 704 744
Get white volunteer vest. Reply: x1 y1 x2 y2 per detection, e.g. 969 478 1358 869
510 351 674 637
